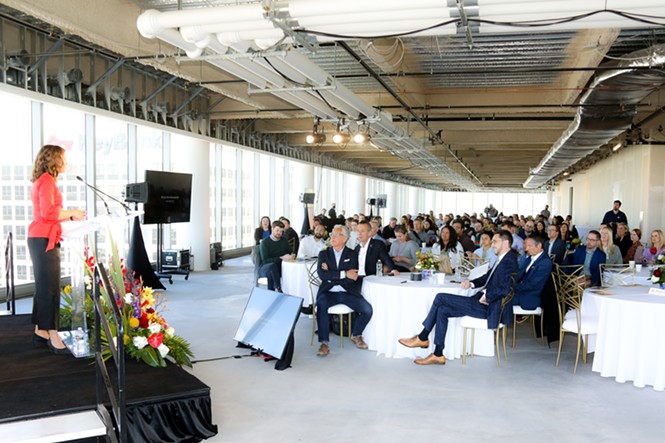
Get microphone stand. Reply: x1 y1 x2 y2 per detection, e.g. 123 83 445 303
76 176 131 215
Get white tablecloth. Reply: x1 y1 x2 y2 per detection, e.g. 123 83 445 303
361 275 495 360
281 260 315 307
582 285 665 390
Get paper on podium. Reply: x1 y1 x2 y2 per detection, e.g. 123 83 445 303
61 210 143 241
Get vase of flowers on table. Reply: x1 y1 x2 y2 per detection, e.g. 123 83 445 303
415 251 437 280
650 264 665 290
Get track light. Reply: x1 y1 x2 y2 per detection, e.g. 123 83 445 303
306 118 326 144
332 120 351 145
353 122 371 144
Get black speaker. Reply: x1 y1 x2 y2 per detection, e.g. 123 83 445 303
210 242 222 270
300 192 315 204
366 198 376 205
124 182 149 203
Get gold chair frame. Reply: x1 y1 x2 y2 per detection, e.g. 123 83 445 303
599 263 634 287
553 264 588 374
462 275 516 367
306 259 353 347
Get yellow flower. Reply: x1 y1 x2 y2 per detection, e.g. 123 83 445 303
142 287 156 307
129 317 140 328
124 334 130 345
63 285 72 295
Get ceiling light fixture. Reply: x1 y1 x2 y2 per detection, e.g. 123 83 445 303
306 118 326 144
353 122 371 144
332 119 351 144
612 141 622 152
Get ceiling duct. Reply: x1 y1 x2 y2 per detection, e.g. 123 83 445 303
524 43 665 189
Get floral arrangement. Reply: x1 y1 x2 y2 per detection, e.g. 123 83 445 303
62 237 194 368
650 266 665 287
653 249 665 265
569 238 582 250
415 251 438 271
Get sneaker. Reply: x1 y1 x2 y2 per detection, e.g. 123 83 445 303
317 342 330 357
350 335 368 350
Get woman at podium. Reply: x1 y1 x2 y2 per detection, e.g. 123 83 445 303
27 145 86 355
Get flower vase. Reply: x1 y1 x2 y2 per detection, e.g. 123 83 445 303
421 269 433 281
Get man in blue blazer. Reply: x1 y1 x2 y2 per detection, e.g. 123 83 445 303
315 224 373 357
355 221 397 279
514 236 553 310
544 224 567 265
399 230 518 365
569 229 606 287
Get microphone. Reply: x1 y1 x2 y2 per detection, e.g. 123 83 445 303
76 176 131 215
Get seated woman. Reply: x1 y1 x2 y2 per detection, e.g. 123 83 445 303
422 218 438 247
643 229 665 265
389 226 418 272
253 216 271 245
624 228 645 264
465 230 498 268
560 222 577 249
535 221 547 238
600 226 623 265
438 225 464 272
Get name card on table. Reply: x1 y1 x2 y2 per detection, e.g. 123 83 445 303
648 287 665 296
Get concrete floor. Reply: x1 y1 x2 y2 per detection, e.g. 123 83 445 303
14 256 665 442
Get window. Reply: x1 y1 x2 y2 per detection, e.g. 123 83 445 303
16 245 26 260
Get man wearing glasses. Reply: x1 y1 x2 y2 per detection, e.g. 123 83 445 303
569 230 606 287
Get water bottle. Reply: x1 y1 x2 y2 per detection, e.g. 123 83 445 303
376 259 383 277
421 242 427 254
74 327 86 356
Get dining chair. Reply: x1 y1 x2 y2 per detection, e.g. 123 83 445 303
458 257 476 278
511 304 544 348
553 264 598 374
599 263 633 287
461 275 516 367
306 259 354 347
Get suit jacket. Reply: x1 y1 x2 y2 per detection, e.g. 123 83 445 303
570 247 606 287
317 246 362 296
514 253 553 310
355 238 395 280
544 237 566 265
470 251 519 329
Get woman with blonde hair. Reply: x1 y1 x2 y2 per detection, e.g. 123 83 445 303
28 145 86 354
600 226 622 265
643 229 665 265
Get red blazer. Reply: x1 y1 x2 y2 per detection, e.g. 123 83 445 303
28 173 63 251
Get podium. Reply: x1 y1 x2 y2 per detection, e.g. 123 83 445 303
60 211 141 357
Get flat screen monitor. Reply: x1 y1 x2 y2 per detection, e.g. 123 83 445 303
234 287 303 358
143 170 192 225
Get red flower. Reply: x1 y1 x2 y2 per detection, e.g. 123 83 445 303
654 269 662 278
651 247 658 255
139 313 150 328
148 333 163 348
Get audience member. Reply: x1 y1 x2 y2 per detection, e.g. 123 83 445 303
297 224 327 259
624 228 645 264
466 230 498 268
315 225 373 356
535 221 547 238
544 223 566 264
254 216 271 245
279 217 299 256
382 217 398 242
397 230 518 365
643 229 665 265
439 225 465 271
389 226 418 272
347 219 359 249
258 221 294 291
614 222 631 259
409 218 430 246
540 205 551 221
513 236 553 310
501 221 524 255
600 226 623 265
452 219 476 253
356 221 397 278
569 229 606 287
601 200 628 234
369 220 387 246
328 203 337 220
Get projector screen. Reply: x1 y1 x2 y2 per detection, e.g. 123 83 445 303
143 170 192 225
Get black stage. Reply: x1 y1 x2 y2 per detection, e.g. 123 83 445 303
0 314 218 442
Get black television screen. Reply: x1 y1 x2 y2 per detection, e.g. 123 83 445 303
234 287 303 358
143 170 192 225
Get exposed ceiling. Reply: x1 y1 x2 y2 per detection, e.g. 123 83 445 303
3 0 665 191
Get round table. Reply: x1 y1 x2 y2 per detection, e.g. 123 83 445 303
583 285 665 390
281 259 315 307
361 275 495 360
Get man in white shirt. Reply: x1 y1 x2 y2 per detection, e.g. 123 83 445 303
297 224 327 259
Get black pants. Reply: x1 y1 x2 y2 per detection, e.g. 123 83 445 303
28 237 61 330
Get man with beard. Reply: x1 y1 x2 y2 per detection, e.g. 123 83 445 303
298 224 327 259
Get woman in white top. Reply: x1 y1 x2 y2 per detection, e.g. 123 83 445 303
600 226 623 265
438 225 464 271
466 230 498 268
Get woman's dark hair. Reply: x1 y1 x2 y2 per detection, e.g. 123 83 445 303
439 225 459 252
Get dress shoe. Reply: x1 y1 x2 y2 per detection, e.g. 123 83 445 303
300 305 313 315
33 333 49 348
350 335 368 349
398 336 430 349
47 340 71 355
317 343 330 357
414 353 446 365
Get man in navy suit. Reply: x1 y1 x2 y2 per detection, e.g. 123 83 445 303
514 236 553 310
544 224 566 264
399 230 519 365
569 230 606 287
355 221 397 279
315 224 373 357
